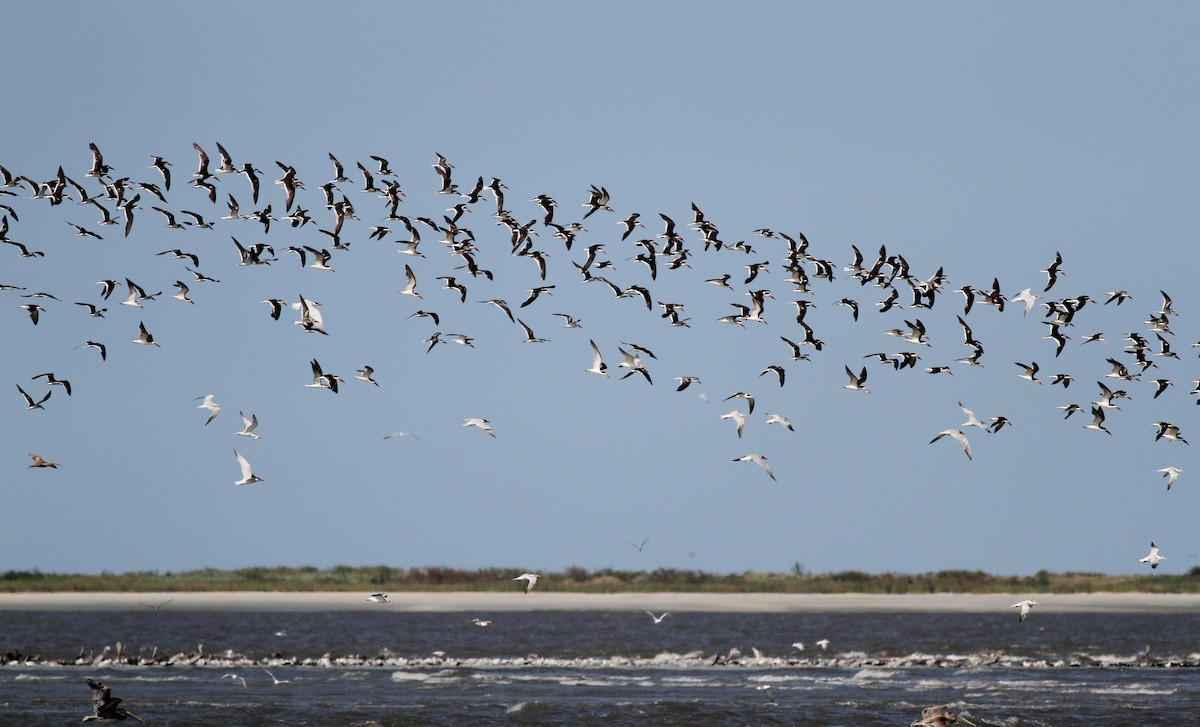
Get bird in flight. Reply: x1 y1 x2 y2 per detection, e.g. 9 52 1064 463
1011 599 1038 622
734 454 775 481
84 679 144 723
513 573 540 593
1140 542 1166 569
233 450 263 485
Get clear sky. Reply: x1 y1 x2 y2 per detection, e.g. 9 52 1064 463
3 3 1197 577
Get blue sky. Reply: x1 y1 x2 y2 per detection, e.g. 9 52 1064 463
3 3 1198 576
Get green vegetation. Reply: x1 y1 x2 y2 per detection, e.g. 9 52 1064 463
2 566 1199 594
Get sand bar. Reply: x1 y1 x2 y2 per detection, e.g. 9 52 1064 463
2 591 1198 613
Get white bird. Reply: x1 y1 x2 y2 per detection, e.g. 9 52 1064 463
236 411 261 439
585 339 608 376
233 449 263 485
365 593 391 603
765 413 794 431
930 429 972 460
958 402 987 430
644 611 670 624
471 618 492 627
815 639 830 650
513 573 540 593
462 418 495 437
1011 288 1043 316
195 394 222 425
790 642 805 652
734 454 775 481
1140 542 1167 569
721 410 747 438
261 668 290 685
1012 599 1038 622
221 674 247 689
1158 466 1184 490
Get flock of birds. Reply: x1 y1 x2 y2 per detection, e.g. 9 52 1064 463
5 141 1191 573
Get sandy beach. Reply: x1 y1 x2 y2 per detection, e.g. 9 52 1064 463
2 591 1198 613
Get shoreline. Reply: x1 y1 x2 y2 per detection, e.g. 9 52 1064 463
2 591 1199 612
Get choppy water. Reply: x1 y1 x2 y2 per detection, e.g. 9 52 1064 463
3 609 1200 725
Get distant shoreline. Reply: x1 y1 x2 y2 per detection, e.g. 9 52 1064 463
3 591 1199 613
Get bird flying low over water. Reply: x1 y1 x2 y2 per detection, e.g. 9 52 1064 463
513 573 540 593
365 593 391 603
1012 599 1038 622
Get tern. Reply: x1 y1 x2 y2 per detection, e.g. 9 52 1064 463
471 618 492 627
644 611 670 624
195 394 222 425
513 573 540 593
1158 467 1184 490
734 454 776 481
84 679 144 723
585 339 608 376
236 411 261 439
958 402 987 430
462 418 496 437
764 413 794 432
1012 599 1038 622
233 449 263 485
261 668 290 685
1140 542 1166 569
222 674 248 689
721 410 747 438
365 593 391 603
930 430 972 460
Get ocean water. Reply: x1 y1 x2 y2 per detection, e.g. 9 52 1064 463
3 609 1199 725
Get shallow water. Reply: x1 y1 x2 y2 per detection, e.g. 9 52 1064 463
4 610 1199 725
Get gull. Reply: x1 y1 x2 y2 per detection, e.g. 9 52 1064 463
84 679 144 723
222 674 248 689
765 413 794 431
233 449 263 485
365 593 391 603
32 372 71 396
236 411 261 439
815 639 830 650
471 618 492 627
734 454 776 481
195 394 222 425
1140 542 1166 569
28 453 59 469
1158 467 1184 490
645 611 670 624
585 339 608 376
17 383 51 411
261 668 290 685
513 573 540 593
721 410 747 438
629 537 650 552
462 418 496 437
930 429 972 460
